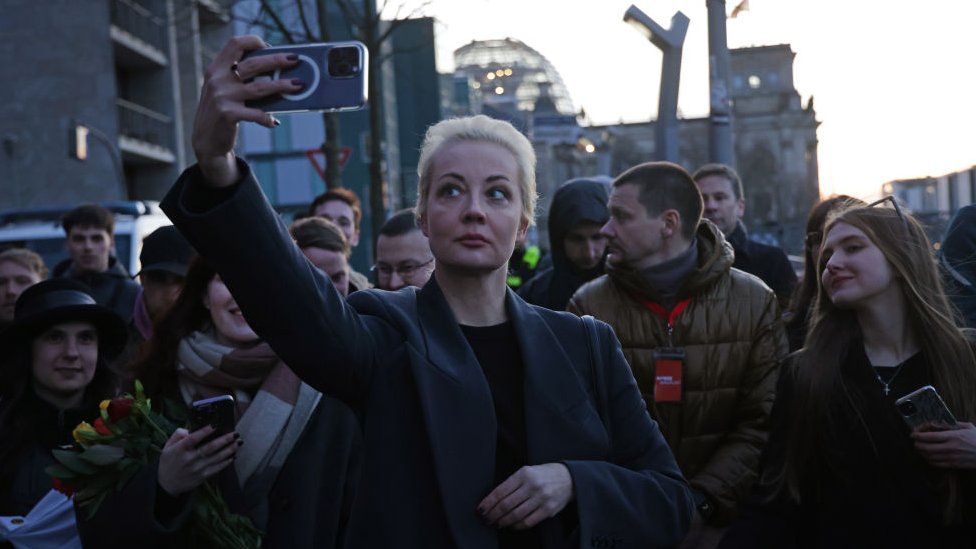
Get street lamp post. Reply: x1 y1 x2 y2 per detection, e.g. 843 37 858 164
624 5 689 163
69 120 128 199
706 0 734 166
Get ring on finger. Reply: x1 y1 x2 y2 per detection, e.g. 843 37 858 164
230 62 243 82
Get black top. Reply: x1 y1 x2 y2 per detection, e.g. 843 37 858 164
460 321 541 548
726 222 797 308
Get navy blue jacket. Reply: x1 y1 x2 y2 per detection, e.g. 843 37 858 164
162 162 694 549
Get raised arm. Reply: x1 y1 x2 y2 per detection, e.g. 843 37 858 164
162 36 392 407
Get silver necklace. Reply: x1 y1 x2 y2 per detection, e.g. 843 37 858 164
872 359 909 396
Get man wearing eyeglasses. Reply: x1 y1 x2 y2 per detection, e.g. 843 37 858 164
693 163 796 310
373 209 435 291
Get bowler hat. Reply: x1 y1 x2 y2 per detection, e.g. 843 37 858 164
0 278 128 360
135 225 195 278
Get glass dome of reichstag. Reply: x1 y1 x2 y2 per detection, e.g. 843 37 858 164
453 38 576 116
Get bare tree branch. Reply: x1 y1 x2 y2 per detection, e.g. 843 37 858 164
258 0 297 43
295 0 318 42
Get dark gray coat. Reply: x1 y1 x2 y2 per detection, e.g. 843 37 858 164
162 162 695 549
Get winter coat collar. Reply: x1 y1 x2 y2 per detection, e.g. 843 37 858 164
605 219 734 303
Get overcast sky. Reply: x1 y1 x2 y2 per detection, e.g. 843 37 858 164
399 0 976 200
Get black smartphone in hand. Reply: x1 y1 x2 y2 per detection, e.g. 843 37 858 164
188 395 236 444
242 42 369 114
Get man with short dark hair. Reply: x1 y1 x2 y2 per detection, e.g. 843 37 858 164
569 161 787 548
54 204 140 322
309 188 371 290
519 177 610 310
374 209 434 291
692 163 796 309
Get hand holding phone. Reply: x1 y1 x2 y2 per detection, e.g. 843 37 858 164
895 385 957 431
242 42 369 114
188 395 236 444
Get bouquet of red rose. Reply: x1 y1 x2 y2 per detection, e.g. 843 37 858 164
46 380 261 548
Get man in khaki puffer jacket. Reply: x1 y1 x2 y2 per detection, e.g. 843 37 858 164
568 162 787 549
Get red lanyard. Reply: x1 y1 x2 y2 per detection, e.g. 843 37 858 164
638 298 692 346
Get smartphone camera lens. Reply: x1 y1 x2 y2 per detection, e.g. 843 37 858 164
897 401 917 416
328 46 361 78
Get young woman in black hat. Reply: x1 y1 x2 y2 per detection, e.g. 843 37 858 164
0 278 126 521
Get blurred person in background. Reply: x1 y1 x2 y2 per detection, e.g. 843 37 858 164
519 177 610 310
693 164 796 310
132 225 196 342
53 204 141 323
290 217 353 297
0 248 47 331
309 188 372 291
373 208 434 291
784 195 863 350
940 204 976 329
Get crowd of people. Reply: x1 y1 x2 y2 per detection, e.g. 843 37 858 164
2 35 976 548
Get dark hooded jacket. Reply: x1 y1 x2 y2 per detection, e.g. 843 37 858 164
941 205 976 328
519 178 610 310
53 257 141 323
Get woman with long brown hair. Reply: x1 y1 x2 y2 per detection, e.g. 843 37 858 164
721 200 976 548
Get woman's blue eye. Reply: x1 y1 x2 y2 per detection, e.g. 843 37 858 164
438 185 461 197
487 188 509 200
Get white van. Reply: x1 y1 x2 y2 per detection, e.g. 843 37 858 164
0 201 172 276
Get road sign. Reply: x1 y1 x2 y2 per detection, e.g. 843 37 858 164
306 146 353 181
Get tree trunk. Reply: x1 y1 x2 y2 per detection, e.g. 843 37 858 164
317 0 341 189
321 112 342 189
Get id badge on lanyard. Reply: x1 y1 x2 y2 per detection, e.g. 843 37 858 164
653 347 686 402
639 297 692 403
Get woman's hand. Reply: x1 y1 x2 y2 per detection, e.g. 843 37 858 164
912 421 976 469
477 463 575 530
192 35 301 187
157 426 241 496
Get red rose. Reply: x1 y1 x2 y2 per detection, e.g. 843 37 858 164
52 477 77 496
93 417 112 436
107 398 134 423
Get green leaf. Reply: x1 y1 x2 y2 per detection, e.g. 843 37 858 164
52 449 97 474
79 444 125 466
